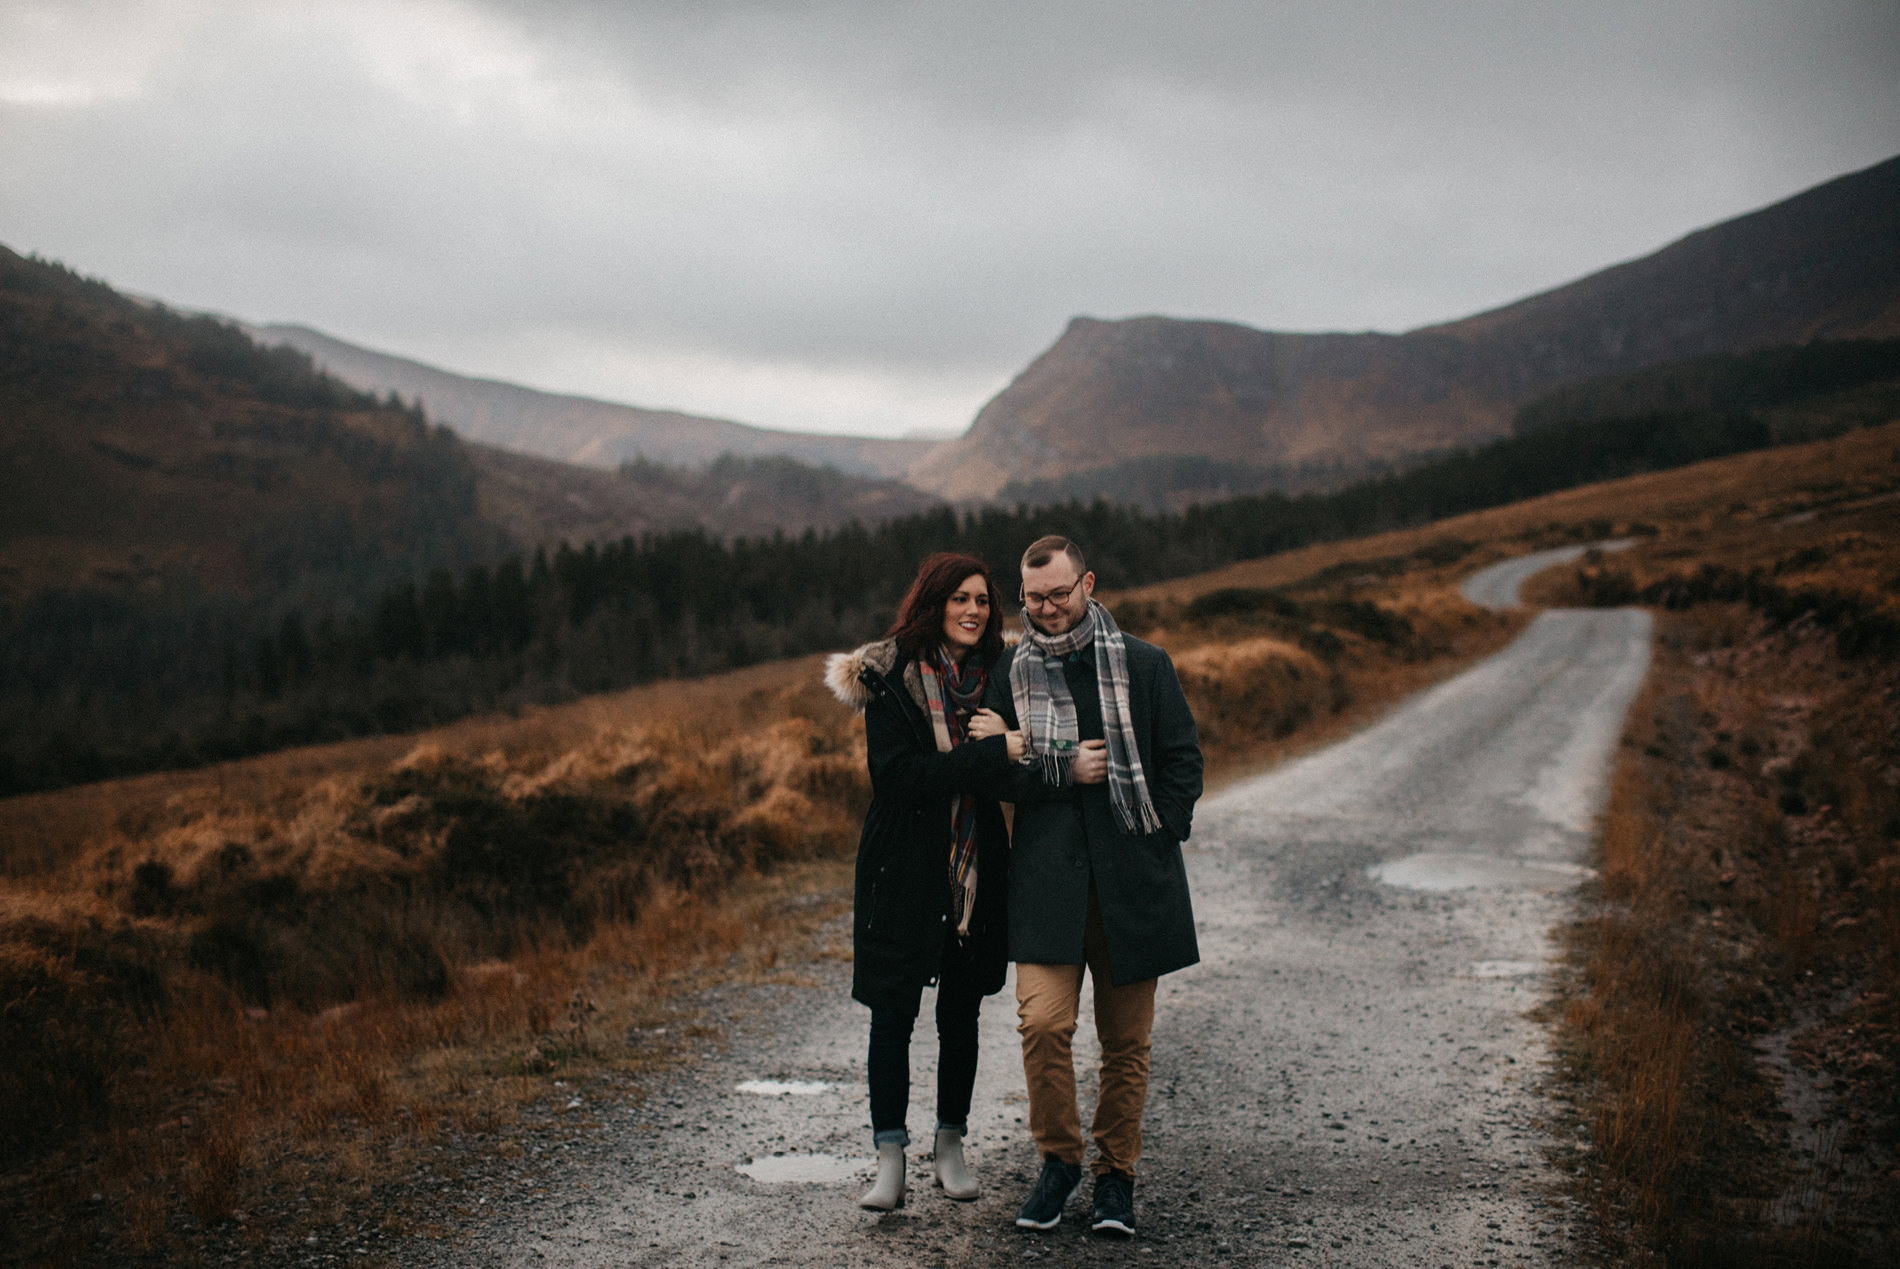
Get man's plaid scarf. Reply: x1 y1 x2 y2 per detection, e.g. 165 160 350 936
918 645 988 935
1010 599 1163 836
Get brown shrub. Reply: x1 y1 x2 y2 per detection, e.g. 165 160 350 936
1175 638 1334 751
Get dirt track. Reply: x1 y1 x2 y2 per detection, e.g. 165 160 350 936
403 547 1649 1267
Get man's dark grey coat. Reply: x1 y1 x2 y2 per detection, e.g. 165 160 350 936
982 633 1203 985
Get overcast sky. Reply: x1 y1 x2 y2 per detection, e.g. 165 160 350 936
3 1 1897 439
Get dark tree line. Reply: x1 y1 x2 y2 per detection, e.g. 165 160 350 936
0 247 508 791
3 388 1853 796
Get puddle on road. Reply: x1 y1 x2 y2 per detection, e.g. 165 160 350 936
735 1080 832 1095
1468 960 1541 978
1368 852 1596 891
736 1153 868 1184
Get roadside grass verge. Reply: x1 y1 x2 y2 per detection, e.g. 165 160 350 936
1546 484 1899 1264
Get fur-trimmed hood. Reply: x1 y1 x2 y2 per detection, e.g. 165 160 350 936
825 627 1020 714
824 638 902 712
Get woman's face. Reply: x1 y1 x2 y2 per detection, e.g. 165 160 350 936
941 573 991 656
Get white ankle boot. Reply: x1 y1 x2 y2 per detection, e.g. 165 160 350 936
858 1140 906 1210
933 1127 979 1200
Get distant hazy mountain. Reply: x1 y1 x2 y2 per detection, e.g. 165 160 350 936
0 246 942 611
479 447 940 546
253 323 936 481
912 153 1900 501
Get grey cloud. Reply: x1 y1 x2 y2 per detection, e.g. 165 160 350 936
1 1 1896 435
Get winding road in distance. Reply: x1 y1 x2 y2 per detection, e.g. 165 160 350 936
420 543 1650 1268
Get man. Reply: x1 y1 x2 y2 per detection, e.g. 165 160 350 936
983 535 1203 1237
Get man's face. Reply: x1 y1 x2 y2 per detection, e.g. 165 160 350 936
1020 557 1094 636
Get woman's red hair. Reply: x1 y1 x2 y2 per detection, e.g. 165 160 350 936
886 552 1006 666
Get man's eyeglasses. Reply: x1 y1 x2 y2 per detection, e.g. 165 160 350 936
1020 582 1081 610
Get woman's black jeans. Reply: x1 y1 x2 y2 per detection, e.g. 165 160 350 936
867 937 985 1146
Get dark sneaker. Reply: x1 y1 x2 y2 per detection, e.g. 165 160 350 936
1090 1169 1135 1236
1015 1157 1083 1230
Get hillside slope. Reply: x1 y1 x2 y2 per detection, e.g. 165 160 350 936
912 153 1900 500
0 246 943 608
0 247 501 602
256 323 936 480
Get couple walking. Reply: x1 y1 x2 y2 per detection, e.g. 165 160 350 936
825 535 1203 1236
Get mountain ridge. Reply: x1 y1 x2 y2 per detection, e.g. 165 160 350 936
911 153 1900 500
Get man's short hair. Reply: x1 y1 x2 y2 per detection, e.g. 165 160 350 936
1022 535 1087 576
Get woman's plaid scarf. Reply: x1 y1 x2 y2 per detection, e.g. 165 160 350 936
1010 599 1164 836
918 645 988 935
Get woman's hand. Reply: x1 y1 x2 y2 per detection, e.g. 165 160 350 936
967 709 1025 762
966 708 1007 740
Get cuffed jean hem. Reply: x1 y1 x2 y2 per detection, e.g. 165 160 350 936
872 1128 911 1147
936 1122 966 1136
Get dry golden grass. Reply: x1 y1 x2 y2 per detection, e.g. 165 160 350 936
1141 419 1900 608
5 851 856 1263
1548 480 1899 1263
1128 574 1530 787
0 653 844 879
0 669 868 1262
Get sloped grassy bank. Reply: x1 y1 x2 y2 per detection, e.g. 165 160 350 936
1537 490 1899 1265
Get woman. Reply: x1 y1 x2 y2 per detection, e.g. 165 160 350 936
825 552 1023 1211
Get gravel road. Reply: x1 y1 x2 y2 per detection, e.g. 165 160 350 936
411 547 1649 1267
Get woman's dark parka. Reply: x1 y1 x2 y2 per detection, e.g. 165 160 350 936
826 639 1015 1012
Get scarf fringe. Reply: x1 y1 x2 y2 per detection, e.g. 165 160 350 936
1113 796 1165 837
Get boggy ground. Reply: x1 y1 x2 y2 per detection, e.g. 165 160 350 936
1533 481 1900 1265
